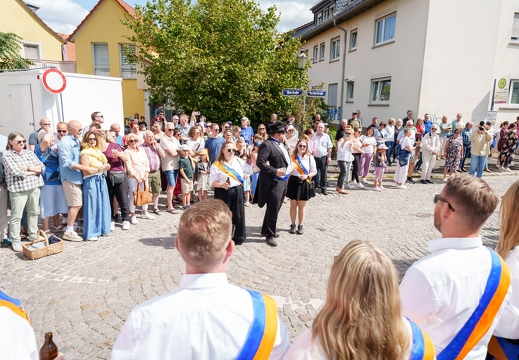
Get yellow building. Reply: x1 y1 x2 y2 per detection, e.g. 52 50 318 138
0 0 64 62
70 0 145 119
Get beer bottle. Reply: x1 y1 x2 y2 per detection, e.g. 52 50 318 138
225 177 231 190
40 332 58 360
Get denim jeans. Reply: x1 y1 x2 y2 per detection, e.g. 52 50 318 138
385 141 395 165
460 146 471 170
337 160 352 189
469 154 487 178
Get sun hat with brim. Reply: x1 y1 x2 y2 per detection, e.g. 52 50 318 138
199 148 208 157
378 144 388 150
268 122 286 135
180 144 189 151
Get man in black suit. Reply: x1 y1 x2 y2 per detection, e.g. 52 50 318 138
254 122 291 247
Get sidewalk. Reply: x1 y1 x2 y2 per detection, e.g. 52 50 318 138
327 154 518 179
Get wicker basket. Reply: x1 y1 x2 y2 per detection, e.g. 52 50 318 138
22 230 64 260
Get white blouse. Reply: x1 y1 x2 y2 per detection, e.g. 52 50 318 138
289 154 316 178
208 157 253 188
494 246 519 338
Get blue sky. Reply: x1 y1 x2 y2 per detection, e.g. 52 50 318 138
29 0 314 35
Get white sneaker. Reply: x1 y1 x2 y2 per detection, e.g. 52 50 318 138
141 213 155 220
130 215 138 225
396 184 407 189
347 183 355 189
63 230 83 242
11 241 22 252
110 221 115 232
504 167 512 172
373 187 381 192
361 178 368 184
357 183 365 189
87 237 99 241
442 177 448 182
496 164 501 169
380 186 386 190
122 221 130 230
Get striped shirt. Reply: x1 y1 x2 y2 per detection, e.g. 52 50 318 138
3 149 45 192
139 143 161 172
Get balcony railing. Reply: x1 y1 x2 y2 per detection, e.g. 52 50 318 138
28 59 77 73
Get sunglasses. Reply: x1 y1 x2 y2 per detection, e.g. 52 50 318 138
16 139 27 144
127 140 137 143
57 130 67 133
166 129 175 132
298 145 307 148
454 132 460 135
259 128 265 130
226 148 234 153
87 137 97 141
434 194 456 212
96 115 104 118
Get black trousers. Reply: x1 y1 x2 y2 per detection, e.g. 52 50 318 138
261 179 287 238
214 186 246 244
313 155 328 191
105 176 130 222
351 153 361 183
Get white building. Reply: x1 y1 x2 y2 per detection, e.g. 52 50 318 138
293 0 519 126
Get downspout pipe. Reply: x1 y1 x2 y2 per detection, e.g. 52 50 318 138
334 19 347 122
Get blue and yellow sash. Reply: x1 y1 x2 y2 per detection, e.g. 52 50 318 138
408 318 436 360
437 248 510 360
214 161 244 184
0 290 30 324
488 336 519 360
291 154 311 184
236 290 278 360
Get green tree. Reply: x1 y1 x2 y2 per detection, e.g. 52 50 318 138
0 32 31 71
122 0 306 125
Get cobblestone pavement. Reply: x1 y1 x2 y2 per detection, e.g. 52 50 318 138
1 174 518 359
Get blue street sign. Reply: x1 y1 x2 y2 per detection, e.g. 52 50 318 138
282 89 303 96
307 89 326 97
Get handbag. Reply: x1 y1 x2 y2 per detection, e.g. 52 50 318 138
133 181 152 206
109 171 125 185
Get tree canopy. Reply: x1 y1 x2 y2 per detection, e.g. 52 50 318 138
0 32 31 71
123 0 308 124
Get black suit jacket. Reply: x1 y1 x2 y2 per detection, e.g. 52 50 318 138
254 138 289 207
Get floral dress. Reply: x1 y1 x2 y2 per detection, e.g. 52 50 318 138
445 136 463 170
498 130 518 166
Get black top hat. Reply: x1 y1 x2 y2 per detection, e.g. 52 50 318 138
268 122 286 135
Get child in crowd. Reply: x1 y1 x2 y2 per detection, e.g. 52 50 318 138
240 153 251 206
196 149 211 202
374 144 388 191
179 144 195 210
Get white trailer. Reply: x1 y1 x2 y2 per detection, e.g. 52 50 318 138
0 69 124 139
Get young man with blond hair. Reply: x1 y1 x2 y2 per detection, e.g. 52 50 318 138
112 200 290 359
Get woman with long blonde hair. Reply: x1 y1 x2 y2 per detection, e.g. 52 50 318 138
491 180 519 342
285 240 435 360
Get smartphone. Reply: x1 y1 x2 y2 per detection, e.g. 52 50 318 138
194 111 200 116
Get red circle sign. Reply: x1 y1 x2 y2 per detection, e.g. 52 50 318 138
42 68 67 94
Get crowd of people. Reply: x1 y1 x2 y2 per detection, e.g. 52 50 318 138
0 110 518 252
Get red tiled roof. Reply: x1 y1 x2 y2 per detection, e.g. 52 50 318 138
57 33 76 61
69 0 135 41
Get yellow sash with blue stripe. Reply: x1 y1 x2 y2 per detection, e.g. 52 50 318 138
236 290 278 360
214 161 244 185
0 290 30 324
408 318 436 360
488 336 519 359
438 248 510 360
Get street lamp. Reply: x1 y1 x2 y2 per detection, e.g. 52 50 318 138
296 52 308 128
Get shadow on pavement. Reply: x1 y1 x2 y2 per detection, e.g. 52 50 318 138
139 236 176 249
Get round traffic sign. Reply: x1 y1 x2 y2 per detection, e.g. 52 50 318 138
42 68 67 94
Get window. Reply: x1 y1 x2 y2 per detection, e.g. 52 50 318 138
346 81 354 102
324 9 329 21
93 43 110 76
330 37 340 61
328 83 338 107
319 43 325 61
371 77 391 103
317 13 323 25
119 44 137 78
23 43 40 59
313 46 318 63
509 79 519 104
330 6 334 16
375 13 396 45
512 13 519 41
350 29 357 50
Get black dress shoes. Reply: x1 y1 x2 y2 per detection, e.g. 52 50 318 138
426 180 434 184
420 180 428 184
265 237 278 247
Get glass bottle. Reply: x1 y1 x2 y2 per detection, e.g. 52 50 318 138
39 332 58 360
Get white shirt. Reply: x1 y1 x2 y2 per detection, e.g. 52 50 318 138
311 133 332 158
160 135 180 171
0 307 38 360
399 137 413 151
336 140 354 162
359 135 376 154
284 317 422 360
385 125 395 140
400 237 511 359
209 157 253 188
422 133 440 155
494 246 519 338
398 129 416 145
112 273 290 360
289 154 316 177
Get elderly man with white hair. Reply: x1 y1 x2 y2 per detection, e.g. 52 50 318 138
419 124 441 184
240 117 254 145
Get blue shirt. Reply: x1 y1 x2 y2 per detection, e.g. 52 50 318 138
204 137 225 163
0 134 7 152
241 126 254 144
35 145 61 185
424 120 432 134
57 134 83 184
461 128 472 146
115 135 124 147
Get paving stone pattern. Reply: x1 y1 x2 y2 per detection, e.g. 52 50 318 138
1 174 518 359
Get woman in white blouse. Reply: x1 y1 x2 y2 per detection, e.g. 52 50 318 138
336 127 355 194
209 141 254 245
284 240 435 360
359 127 377 184
490 180 519 356
286 139 317 235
